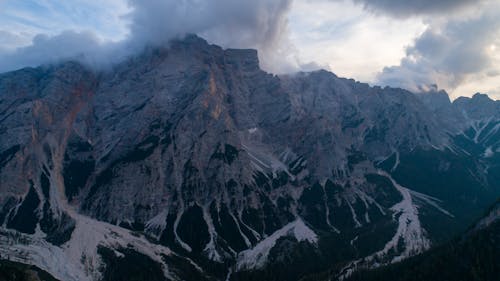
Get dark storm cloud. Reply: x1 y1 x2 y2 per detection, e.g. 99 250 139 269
349 0 484 17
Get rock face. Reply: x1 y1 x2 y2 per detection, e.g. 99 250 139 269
0 35 499 281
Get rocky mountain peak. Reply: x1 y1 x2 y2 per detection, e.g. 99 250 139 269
224 48 260 72
454 92 500 120
0 34 499 281
417 89 452 110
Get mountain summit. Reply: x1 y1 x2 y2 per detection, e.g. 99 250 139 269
0 35 499 281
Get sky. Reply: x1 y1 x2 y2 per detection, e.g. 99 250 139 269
0 0 499 100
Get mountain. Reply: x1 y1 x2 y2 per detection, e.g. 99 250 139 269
340 200 500 281
0 34 499 281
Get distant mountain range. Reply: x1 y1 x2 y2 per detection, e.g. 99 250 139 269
0 34 498 281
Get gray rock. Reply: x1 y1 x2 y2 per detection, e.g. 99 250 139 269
0 34 499 281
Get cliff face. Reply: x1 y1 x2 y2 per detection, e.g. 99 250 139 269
0 35 499 281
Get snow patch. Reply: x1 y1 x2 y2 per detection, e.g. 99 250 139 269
349 235 358 247
474 204 500 230
484 147 494 158
230 212 252 248
391 150 400 172
236 219 317 270
473 119 492 143
374 171 430 262
145 209 168 237
340 171 431 279
0 213 177 281
242 144 293 178
347 201 362 228
409 190 454 218
238 211 262 241
202 207 223 262
173 209 193 252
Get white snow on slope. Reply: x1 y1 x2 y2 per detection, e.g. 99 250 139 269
474 203 500 231
173 209 193 252
373 171 430 262
463 118 500 146
202 207 223 262
481 122 500 143
473 119 491 143
484 146 494 158
347 201 362 228
236 219 317 270
0 213 179 281
340 171 431 279
409 190 454 218
391 150 400 172
145 209 168 237
0 228 90 281
242 144 293 178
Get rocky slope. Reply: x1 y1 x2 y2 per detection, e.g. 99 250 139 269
0 35 499 281
341 200 500 281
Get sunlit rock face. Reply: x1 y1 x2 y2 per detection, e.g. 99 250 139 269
0 35 499 281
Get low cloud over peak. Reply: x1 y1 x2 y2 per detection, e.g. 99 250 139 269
0 0 499 99
128 0 291 48
0 0 295 74
127 0 295 72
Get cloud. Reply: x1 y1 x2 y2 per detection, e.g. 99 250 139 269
490 87 500 100
289 0 426 82
126 0 294 72
0 30 31 51
0 0 499 99
128 0 290 48
0 0 295 74
0 31 130 73
0 0 130 40
347 0 485 17
376 2 500 97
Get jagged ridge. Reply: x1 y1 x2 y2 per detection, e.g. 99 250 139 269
0 34 499 281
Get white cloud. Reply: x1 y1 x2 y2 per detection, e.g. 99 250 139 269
376 2 500 98
289 0 426 81
0 0 130 44
0 31 130 73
